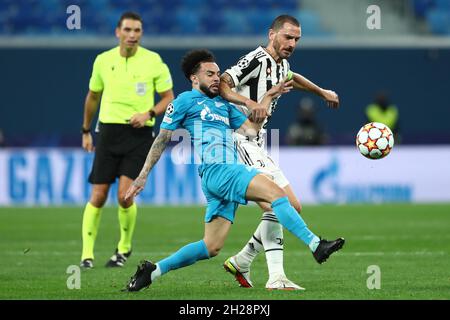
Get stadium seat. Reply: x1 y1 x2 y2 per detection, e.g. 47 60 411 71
411 0 435 18
434 0 450 12
0 0 315 36
426 9 450 34
295 10 329 36
201 12 226 34
173 8 203 35
247 10 276 34
222 10 251 35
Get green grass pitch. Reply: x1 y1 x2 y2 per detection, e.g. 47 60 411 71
1 204 449 300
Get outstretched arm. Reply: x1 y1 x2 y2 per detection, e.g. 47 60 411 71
124 129 173 199
292 72 340 109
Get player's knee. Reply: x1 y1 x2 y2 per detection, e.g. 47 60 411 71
258 201 272 212
118 193 133 208
90 191 108 208
204 241 223 257
208 246 222 257
271 186 287 202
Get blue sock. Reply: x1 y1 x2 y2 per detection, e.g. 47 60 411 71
271 196 317 247
158 240 210 275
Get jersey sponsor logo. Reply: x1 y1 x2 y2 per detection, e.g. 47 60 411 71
200 106 229 125
163 116 173 124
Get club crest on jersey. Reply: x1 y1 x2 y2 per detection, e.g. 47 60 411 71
200 106 229 125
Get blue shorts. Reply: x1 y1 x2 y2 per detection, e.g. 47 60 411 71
201 163 260 223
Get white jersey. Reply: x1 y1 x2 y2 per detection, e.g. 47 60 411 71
224 46 290 147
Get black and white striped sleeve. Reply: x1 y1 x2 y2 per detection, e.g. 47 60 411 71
224 55 261 87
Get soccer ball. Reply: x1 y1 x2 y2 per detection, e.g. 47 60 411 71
356 122 394 159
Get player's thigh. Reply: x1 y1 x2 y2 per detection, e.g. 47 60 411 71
245 174 286 203
203 216 232 257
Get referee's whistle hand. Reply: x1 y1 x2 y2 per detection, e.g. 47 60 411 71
82 133 95 152
129 112 149 128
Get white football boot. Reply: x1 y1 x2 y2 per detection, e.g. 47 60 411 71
265 274 305 291
223 256 253 288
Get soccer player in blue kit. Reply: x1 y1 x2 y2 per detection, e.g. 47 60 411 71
124 50 344 291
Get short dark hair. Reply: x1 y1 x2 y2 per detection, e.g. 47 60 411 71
181 49 216 81
270 15 300 31
117 12 143 28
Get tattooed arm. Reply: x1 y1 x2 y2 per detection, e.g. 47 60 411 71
124 129 173 199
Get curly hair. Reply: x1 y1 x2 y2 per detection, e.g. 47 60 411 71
181 49 216 81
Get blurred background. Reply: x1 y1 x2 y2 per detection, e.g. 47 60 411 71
1 2 449 301
1 0 449 205
1 0 450 147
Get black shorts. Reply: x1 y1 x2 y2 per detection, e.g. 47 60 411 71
88 123 155 184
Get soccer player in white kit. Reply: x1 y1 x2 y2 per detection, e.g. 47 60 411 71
220 15 341 290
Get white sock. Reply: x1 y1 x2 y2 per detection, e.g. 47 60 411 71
151 264 162 282
309 236 321 252
234 222 264 269
260 212 286 279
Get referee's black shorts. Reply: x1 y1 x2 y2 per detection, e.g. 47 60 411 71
88 123 155 184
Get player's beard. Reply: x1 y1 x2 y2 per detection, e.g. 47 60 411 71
274 39 292 59
200 83 219 98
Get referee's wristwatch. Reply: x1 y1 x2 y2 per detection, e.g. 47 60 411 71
81 126 91 134
148 110 156 119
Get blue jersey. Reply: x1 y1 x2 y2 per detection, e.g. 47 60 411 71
160 89 248 175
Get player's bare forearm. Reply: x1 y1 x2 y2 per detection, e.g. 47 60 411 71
237 119 258 138
259 94 273 110
82 90 102 129
125 129 173 199
152 89 175 116
292 72 339 108
219 73 251 107
292 72 323 96
140 129 172 177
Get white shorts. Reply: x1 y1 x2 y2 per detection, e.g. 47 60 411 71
234 134 290 188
